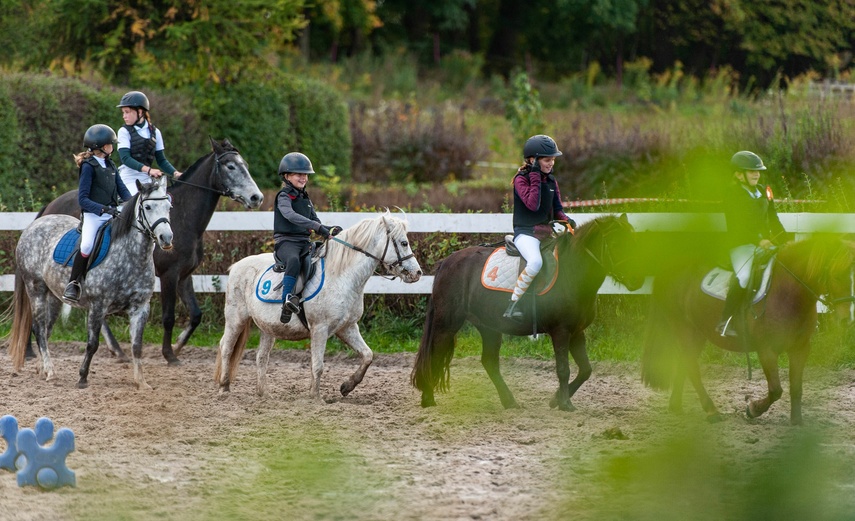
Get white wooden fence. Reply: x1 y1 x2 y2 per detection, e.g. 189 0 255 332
1 212 853 294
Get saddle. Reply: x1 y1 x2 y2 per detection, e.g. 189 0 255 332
701 250 777 305
52 219 112 272
256 242 326 304
480 236 559 295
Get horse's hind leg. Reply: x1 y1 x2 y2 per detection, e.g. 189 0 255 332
478 326 518 409
335 323 374 397
786 341 811 425
101 322 130 363
681 344 722 422
746 347 783 420
171 276 202 358
255 332 276 397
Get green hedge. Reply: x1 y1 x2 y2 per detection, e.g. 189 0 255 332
194 74 351 190
0 72 350 207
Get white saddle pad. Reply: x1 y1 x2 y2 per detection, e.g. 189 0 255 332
701 260 774 304
480 247 558 295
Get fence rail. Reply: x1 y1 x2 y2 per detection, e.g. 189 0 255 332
1 212 852 294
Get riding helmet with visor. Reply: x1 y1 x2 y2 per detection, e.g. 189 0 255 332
523 134 563 159
83 124 117 151
730 150 766 171
278 152 315 178
116 91 150 111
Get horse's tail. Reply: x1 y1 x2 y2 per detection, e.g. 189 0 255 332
8 268 33 372
411 294 453 393
640 281 676 390
213 318 252 385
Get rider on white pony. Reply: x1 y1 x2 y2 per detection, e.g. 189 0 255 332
63 124 132 303
273 152 342 323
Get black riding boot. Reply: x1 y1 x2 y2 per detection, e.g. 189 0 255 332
715 282 747 337
62 251 88 302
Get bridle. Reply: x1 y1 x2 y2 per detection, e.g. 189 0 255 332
132 186 172 241
582 220 635 287
326 216 415 278
168 150 242 199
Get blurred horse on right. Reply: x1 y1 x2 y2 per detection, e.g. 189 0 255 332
642 236 855 425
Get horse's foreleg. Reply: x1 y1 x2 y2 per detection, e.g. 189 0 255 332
101 322 130 363
78 313 104 389
786 341 811 426
746 348 783 420
335 323 374 397
172 277 202 357
477 327 518 409
309 328 331 400
158 277 182 366
669 363 687 414
255 333 276 397
128 304 152 390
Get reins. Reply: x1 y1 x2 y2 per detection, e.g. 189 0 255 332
326 216 414 279
773 256 855 309
167 150 240 197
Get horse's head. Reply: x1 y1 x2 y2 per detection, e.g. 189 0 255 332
378 213 422 283
209 137 263 209
134 179 174 250
574 213 645 291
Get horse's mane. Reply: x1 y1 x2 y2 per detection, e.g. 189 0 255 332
112 181 160 239
567 214 625 251
777 236 852 283
323 212 408 276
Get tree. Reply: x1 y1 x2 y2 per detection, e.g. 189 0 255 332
37 0 307 86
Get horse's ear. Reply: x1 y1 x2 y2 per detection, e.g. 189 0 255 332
209 136 221 153
618 213 629 224
136 179 143 192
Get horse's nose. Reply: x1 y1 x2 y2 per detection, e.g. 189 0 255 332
249 193 263 208
159 232 174 250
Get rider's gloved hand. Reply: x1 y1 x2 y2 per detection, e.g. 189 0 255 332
329 225 343 237
317 225 331 239
102 206 120 218
552 221 569 235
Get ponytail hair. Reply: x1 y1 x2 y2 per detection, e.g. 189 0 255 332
73 150 94 167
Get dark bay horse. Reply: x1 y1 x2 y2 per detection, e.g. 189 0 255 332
642 237 855 425
411 214 645 411
33 137 263 365
10 180 173 389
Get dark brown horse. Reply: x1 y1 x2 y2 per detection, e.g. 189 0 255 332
411 214 645 411
642 237 855 425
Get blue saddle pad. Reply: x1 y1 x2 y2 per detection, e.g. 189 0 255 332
52 226 112 269
255 258 325 304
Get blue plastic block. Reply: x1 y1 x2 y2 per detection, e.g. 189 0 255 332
15 417 76 489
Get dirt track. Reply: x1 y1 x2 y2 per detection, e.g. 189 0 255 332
1 342 854 520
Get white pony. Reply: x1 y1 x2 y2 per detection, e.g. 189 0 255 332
214 212 422 399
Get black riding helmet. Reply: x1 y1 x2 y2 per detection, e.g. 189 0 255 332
278 152 315 178
523 134 563 159
117 91 150 111
83 124 117 151
731 150 766 171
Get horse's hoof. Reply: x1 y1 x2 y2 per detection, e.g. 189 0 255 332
745 404 757 419
549 397 558 409
706 412 724 423
340 382 355 397
166 358 182 367
77 381 88 389
136 382 154 391
557 401 576 412
420 397 437 408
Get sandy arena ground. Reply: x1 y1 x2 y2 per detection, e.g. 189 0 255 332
1 341 854 520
